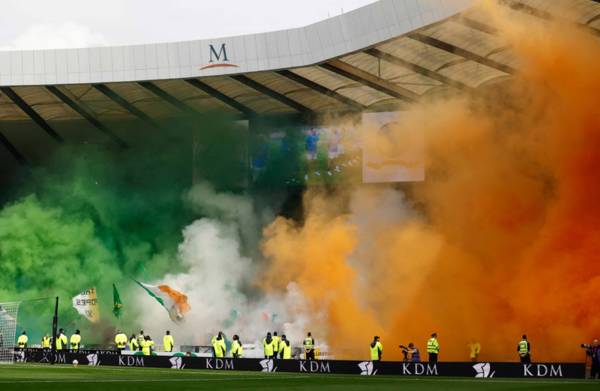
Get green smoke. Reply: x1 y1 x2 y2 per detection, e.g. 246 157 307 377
0 113 253 344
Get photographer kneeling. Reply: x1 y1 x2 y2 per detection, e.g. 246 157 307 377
582 339 599 380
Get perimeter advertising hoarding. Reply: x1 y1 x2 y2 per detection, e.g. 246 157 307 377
20 349 585 379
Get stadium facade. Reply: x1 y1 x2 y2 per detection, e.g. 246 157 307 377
0 0 598 180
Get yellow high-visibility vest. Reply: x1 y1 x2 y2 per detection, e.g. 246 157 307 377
263 339 274 356
370 341 383 361
115 333 128 349
231 340 243 358
427 338 440 354
163 335 174 352
41 336 51 348
303 337 314 351
56 334 68 350
17 335 28 348
141 339 154 356
272 336 280 352
70 334 81 350
129 338 139 351
518 340 529 355
212 337 226 358
281 341 292 359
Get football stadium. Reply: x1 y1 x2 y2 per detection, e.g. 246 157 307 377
0 0 599 389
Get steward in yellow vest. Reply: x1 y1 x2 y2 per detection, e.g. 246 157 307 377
230 335 243 358
272 332 281 357
163 330 174 353
517 334 531 364
70 330 81 351
263 332 275 359
370 336 383 361
141 335 155 356
17 331 28 349
427 333 440 363
280 335 292 359
41 334 51 350
115 331 128 351
303 332 315 360
211 332 226 358
129 334 139 351
56 329 68 351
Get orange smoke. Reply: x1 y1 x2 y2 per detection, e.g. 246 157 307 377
259 3 600 361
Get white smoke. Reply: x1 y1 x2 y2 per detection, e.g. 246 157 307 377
135 182 310 354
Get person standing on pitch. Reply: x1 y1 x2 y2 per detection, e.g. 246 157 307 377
582 339 599 379
230 335 243 358
212 331 226 358
303 332 315 360
400 342 420 362
280 335 292 359
17 331 28 349
272 332 280 358
263 332 275 359
114 330 128 352
370 336 383 361
56 329 68 351
70 330 81 351
41 333 51 351
141 335 155 356
163 330 174 353
128 334 139 351
517 335 531 364
137 330 145 350
427 333 440 363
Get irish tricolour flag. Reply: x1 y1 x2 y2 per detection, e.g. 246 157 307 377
135 280 191 322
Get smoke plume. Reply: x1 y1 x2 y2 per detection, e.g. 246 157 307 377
259 3 600 361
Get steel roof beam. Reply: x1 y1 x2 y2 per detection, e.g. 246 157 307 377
184 78 256 118
454 15 499 35
46 85 128 148
230 75 313 113
364 48 474 92
138 81 197 115
408 32 516 75
0 87 64 143
276 69 367 111
500 0 600 37
92 83 163 131
319 59 418 102
0 130 28 166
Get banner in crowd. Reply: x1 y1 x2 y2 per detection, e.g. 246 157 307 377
361 112 424 183
71 288 99 323
20 349 585 379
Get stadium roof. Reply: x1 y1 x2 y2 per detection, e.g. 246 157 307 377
0 0 599 168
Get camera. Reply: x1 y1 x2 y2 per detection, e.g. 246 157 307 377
581 343 591 349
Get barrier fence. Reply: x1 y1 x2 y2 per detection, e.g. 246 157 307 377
18 349 585 379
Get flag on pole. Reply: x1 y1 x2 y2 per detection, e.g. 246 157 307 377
113 284 123 318
72 287 100 323
134 280 190 322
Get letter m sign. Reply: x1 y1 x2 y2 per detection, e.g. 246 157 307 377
209 44 229 63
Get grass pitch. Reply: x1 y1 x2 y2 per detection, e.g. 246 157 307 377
0 364 597 390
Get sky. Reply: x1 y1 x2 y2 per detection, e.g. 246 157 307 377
0 0 378 50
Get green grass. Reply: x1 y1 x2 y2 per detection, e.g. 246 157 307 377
0 364 596 390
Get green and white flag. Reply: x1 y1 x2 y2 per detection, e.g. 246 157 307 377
134 280 190 322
